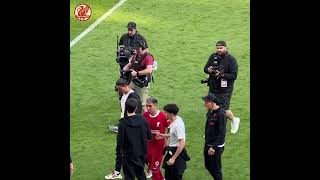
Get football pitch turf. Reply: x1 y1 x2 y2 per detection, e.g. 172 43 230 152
70 0 249 179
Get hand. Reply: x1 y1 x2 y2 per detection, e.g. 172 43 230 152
214 70 222 79
208 66 214 73
131 70 137 76
167 157 176 165
208 147 215 156
154 132 164 140
70 162 74 174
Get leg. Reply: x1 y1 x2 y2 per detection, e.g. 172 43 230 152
215 93 240 133
164 165 173 180
145 148 153 179
211 147 224 180
140 84 150 112
115 141 122 172
122 160 135 180
129 82 150 113
172 156 186 180
204 146 216 178
151 148 164 180
135 164 147 180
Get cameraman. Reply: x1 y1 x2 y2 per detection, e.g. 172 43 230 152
117 22 149 70
203 40 240 134
122 41 154 112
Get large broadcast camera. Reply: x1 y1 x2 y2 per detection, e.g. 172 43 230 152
117 45 136 60
201 54 224 86
114 69 150 92
116 35 137 66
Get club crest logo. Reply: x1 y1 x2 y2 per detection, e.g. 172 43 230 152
74 4 92 21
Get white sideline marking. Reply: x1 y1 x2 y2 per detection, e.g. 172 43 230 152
70 0 127 48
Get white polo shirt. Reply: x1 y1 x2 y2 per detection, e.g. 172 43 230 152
120 89 134 118
168 116 186 147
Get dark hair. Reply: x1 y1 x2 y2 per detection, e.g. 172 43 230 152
216 40 227 47
126 98 138 113
136 41 146 50
163 104 179 115
116 78 129 86
146 96 158 105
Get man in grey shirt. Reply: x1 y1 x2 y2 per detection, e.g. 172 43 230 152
158 103 188 180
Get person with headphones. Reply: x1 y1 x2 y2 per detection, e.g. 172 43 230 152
122 41 154 112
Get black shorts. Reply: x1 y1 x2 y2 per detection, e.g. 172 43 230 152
214 93 232 110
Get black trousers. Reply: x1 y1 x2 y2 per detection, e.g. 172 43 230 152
114 134 122 172
163 147 187 180
122 159 146 180
204 146 224 180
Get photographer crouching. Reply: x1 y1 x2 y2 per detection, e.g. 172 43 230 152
122 41 154 112
203 40 240 134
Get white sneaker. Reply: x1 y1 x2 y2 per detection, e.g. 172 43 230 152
146 170 152 178
231 117 240 134
108 125 118 133
105 170 122 179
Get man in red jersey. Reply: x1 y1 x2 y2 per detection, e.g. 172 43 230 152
143 96 171 180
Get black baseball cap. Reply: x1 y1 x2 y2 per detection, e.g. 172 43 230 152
216 40 227 47
127 22 136 29
202 93 222 105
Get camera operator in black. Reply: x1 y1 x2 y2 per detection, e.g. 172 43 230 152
117 22 149 70
203 40 240 134
202 93 227 180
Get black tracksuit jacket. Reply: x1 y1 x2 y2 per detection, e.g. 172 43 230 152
204 107 227 150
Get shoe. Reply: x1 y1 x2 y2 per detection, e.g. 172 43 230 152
108 125 118 133
146 170 152 179
231 117 240 134
105 170 122 179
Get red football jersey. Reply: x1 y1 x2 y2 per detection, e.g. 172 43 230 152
143 111 171 141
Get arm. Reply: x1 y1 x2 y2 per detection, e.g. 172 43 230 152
119 34 125 45
132 55 153 76
164 127 169 145
137 65 153 75
123 58 133 71
156 131 170 138
167 138 185 165
130 93 142 115
204 54 214 74
145 119 152 140
143 48 149 54
221 56 238 80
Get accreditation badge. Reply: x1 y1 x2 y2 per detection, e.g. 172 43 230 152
221 78 227 87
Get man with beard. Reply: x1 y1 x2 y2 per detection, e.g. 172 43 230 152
203 40 240 134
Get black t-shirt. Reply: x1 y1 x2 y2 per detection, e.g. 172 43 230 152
119 32 148 50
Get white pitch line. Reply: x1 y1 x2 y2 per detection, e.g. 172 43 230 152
70 0 127 48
